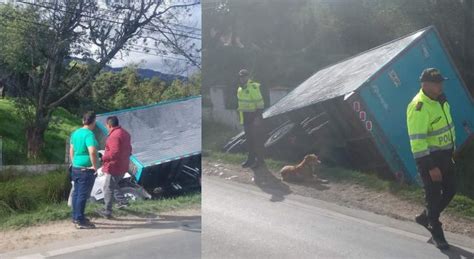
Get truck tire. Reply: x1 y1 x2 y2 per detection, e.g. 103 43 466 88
264 122 295 148
223 131 246 153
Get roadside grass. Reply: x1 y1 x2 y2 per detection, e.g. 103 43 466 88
202 119 240 153
0 169 200 230
111 192 201 218
0 170 70 215
0 98 80 164
207 151 286 172
0 193 201 230
203 120 474 220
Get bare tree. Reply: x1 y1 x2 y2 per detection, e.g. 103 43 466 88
0 0 200 159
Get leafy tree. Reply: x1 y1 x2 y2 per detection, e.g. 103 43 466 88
0 1 199 159
91 71 125 111
203 0 473 93
161 73 201 101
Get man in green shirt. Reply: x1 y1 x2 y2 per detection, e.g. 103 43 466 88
69 111 99 229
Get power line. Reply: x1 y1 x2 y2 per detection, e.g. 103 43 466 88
83 4 202 31
128 42 201 61
130 42 200 56
22 0 202 39
17 0 202 40
90 5 203 37
167 22 201 31
127 49 191 62
97 6 202 31
87 4 203 36
0 13 199 64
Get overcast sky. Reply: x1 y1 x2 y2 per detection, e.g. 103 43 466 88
109 3 201 76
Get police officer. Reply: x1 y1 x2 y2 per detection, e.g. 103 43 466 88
237 69 265 169
406 68 456 250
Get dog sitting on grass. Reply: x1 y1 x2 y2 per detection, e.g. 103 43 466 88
280 154 323 183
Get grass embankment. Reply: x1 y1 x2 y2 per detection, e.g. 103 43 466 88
0 98 80 164
0 170 200 230
203 119 474 220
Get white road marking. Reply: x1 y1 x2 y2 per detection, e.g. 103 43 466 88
13 228 181 259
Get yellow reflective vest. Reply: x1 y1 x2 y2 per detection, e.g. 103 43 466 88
237 80 264 124
406 89 455 161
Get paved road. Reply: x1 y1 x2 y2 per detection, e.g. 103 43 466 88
49 229 200 259
202 177 474 259
3 217 201 259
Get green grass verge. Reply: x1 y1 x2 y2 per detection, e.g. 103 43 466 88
202 119 240 152
0 169 200 230
206 150 286 172
0 98 80 164
0 193 201 230
0 170 70 215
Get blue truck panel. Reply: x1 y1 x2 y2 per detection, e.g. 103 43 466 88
358 29 474 184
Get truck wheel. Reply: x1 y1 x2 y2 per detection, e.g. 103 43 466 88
120 187 146 202
223 131 246 153
264 122 295 148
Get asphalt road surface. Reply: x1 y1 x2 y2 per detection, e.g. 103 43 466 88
3 217 201 259
202 176 474 259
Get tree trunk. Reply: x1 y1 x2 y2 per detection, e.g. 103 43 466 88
26 126 46 160
26 109 50 160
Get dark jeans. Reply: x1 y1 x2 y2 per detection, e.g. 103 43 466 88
71 168 96 223
103 173 125 215
244 121 265 163
418 151 457 226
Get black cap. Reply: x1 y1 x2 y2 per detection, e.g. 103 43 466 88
238 69 249 77
419 68 448 83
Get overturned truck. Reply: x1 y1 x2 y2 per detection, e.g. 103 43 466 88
95 96 202 197
225 26 474 185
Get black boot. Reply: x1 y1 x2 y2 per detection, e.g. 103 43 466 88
431 223 450 250
242 159 256 168
415 211 431 233
251 159 265 169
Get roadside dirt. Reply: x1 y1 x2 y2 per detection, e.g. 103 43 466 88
204 159 474 238
0 207 200 253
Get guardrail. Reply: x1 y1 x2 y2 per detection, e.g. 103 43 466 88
0 137 70 173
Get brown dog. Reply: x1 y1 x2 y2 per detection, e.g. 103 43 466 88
280 154 321 182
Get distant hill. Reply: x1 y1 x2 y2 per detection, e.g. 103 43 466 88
67 57 187 83
105 67 187 83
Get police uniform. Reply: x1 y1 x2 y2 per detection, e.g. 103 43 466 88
406 68 456 250
237 75 265 168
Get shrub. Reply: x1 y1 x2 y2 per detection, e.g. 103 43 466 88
0 170 70 218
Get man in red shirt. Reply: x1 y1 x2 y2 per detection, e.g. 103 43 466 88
98 116 132 219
